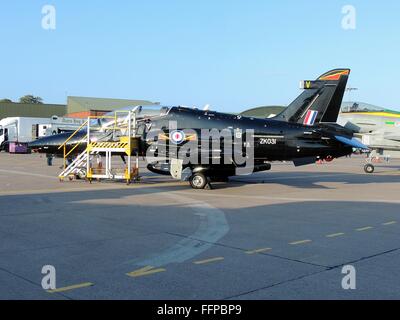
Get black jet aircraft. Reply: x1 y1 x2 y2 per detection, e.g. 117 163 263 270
29 69 367 189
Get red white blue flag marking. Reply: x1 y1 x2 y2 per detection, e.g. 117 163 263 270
170 130 186 144
303 110 318 126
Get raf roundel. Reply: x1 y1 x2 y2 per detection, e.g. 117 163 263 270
170 130 186 144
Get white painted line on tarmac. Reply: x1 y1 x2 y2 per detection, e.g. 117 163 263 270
0 169 56 180
326 233 345 238
356 226 373 232
245 248 272 254
383 221 397 226
126 190 229 269
289 239 312 245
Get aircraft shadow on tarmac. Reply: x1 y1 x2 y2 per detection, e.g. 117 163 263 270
139 169 400 190
224 171 400 190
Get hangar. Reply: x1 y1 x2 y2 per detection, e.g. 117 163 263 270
0 101 67 120
0 96 155 120
65 96 156 118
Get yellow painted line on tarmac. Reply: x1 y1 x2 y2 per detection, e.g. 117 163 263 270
245 248 272 255
127 266 166 278
383 221 397 226
47 282 94 293
193 257 224 265
326 232 345 238
356 226 373 232
289 239 312 245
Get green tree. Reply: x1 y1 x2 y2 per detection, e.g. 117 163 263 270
19 95 44 104
0 99 13 103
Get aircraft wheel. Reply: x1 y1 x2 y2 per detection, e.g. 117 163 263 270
364 164 375 174
189 173 208 189
76 169 87 180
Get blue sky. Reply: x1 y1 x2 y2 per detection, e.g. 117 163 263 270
1 1 399 112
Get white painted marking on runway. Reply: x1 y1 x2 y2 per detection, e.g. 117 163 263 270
127 190 229 268
290 239 312 245
326 233 345 238
383 221 397 226
245 248 272 254
356 226 373 232
0 169 56 180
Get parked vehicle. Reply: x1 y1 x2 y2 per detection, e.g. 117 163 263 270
0 116 84 153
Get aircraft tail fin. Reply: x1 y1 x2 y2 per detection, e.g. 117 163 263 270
274 69 350 125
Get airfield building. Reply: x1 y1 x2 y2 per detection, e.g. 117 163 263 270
0 96 155 120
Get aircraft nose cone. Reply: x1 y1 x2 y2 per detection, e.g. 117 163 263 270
28 131 86 150
27 139 41 149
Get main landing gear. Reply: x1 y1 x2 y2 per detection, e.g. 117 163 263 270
188 173 230 189
189 173 209 189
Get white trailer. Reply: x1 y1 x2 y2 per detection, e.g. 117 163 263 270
38 116 85 137
0 117 48 152
0 116 84 153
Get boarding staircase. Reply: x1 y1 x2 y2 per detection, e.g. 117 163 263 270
59 150 89 179
58 111 140 184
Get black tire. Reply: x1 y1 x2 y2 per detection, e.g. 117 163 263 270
189 173 208 189
76 169 87 180
364 164 375 174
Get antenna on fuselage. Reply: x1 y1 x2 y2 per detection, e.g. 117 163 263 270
345 87 358 102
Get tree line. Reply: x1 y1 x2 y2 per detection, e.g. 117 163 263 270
0 95 44 104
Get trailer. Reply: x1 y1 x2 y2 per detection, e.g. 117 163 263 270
0 116 84 153
38 116 85 137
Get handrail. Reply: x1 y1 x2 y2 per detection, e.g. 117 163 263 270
58 120 88 150
59 111 134 170
59 112 133 151
65 135 88 158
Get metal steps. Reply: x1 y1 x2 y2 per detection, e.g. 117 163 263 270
59 150 89 179
58 110 140 183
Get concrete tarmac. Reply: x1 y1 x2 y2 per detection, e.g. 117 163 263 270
0 153 399 300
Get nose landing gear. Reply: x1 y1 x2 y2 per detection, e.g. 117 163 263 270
364 163 375 174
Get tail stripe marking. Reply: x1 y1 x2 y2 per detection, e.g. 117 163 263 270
304 110 318 126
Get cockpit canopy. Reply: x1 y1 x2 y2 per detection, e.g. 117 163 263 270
93 105 172 129
341 101 397 113
105 104 170 121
